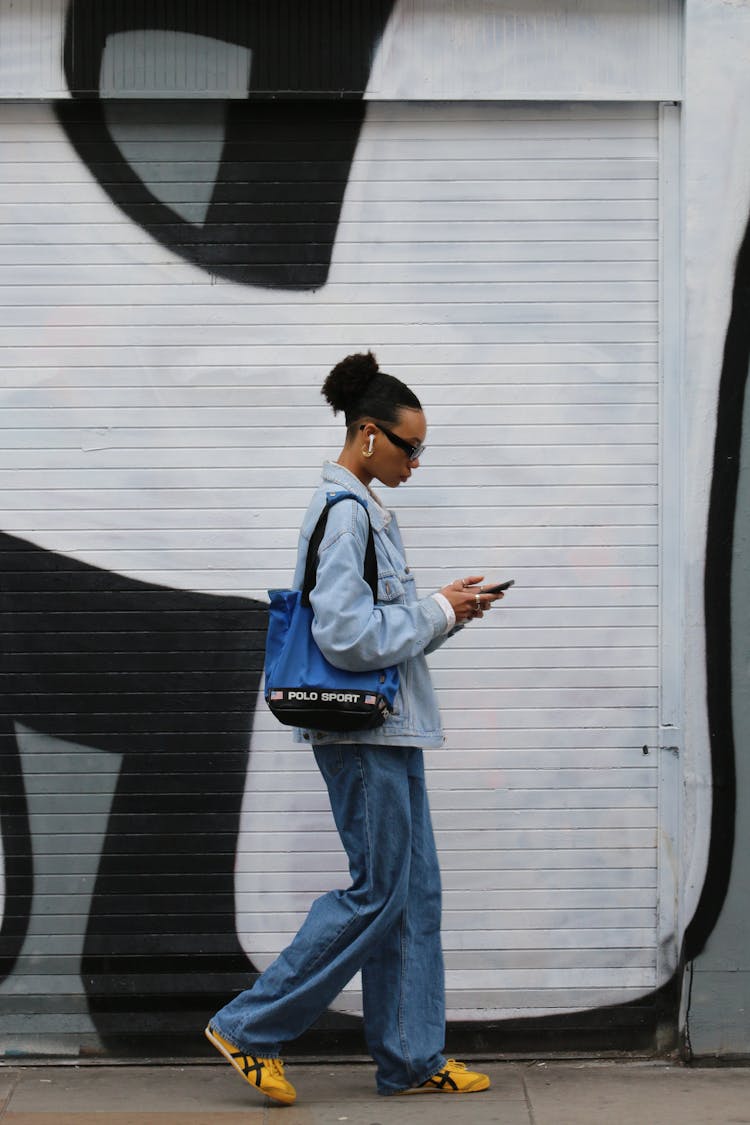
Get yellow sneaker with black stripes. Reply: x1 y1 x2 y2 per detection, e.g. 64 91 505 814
415 1059 490 1093
204 1025 296 1105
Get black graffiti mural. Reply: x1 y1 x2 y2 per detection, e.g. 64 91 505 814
687 211 750 960
0 533 267 1048
57 0 396 289
0 0 740 1057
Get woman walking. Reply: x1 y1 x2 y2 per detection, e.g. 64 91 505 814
205 352 505 1103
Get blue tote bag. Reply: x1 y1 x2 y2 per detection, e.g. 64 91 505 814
264 491 400 732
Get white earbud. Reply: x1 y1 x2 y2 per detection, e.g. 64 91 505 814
368 434 375 453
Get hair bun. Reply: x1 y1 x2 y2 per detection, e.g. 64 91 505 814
322 351 380 415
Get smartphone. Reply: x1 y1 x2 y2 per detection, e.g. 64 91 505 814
482 579 515 594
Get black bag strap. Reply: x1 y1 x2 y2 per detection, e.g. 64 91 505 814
301 492 378 607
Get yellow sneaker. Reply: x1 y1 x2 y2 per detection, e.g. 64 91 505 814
417 1059 490 1093
204 1025 296 1105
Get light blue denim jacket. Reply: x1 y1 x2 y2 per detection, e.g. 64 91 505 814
291 462 456 749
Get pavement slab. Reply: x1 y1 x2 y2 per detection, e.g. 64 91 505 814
0 1062 527 1125
523 1061 750 1125
1 1060 750 1125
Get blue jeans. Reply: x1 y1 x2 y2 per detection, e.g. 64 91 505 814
209 743 446 1095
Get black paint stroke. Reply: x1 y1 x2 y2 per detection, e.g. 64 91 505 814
685 213 750 958
57 0 395 289
0 718 33 980
62 0 395 100
0 531 266 1047
55 98 368 290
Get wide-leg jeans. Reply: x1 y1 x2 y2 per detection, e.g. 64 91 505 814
209 743 446 1095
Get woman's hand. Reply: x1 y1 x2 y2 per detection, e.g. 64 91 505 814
439 576 505 623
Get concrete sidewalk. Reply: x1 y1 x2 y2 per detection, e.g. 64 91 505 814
2 1060 750 1125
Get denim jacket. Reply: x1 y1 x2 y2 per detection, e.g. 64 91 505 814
291 462 454 749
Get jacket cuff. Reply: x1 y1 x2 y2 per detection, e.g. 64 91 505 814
429 591 456 634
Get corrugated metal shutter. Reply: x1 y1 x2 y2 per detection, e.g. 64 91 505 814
240 101 662 1021
0 98 660 1047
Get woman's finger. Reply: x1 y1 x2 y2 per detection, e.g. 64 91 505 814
462 575 485 588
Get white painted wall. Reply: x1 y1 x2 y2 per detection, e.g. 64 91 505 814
371 0 682 101
0 0 682 100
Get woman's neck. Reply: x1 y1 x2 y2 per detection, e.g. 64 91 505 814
336 447 372 487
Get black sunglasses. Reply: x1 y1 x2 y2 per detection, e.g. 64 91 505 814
360 423 426 462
